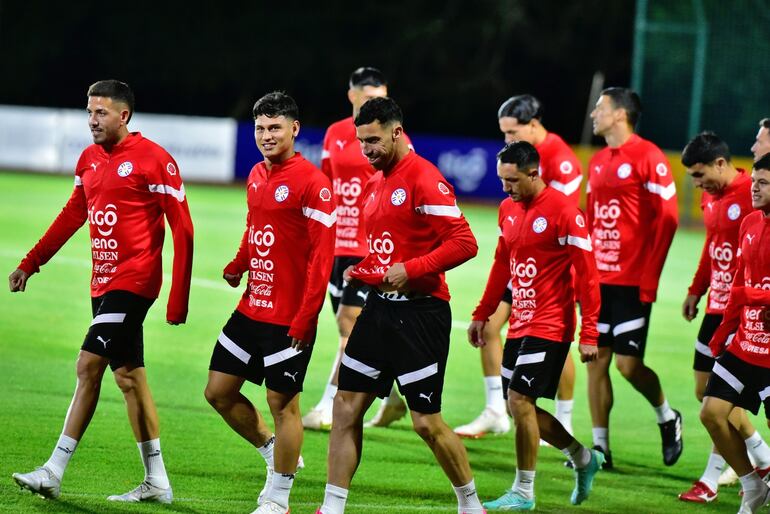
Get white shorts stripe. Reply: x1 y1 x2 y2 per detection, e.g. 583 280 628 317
341 353 381 379
416 204 462 218
398 363 439 386
263 347 303 367
759 386 770 402
597 322 610 334
218 331 251 364
501 366 514 379
712 362 744 394
148 183 186 202
515 351 547 366
695 341 713 357
613 317 646 336
303 206 337 228
91 313 127 326
328 282 343 298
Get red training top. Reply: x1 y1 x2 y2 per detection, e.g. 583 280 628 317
536 131 583 205
349 150 477 300
688 171 753 314
472 189 600 345
18 132 194 323
587 134 679 302
224 153 336 342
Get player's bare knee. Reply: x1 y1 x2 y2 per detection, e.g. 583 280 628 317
203 383 230 410
336 308 358 337
266 390 298 419
508 394 533 420
113 369 139 395
411 415 440 444
699 404 721 430
614 356 640 380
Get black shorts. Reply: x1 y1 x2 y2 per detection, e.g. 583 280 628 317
328 256 369 314
693 313 724 372
597 284 652 357
338 292 450 414
704 350 770 418
502 337 570 400
209 311 314 393
82 290 155 371
500 280 513 305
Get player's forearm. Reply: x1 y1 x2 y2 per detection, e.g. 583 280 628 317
403 230 478 278
166 214 194 323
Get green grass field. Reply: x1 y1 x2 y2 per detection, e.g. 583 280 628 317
0 171 756 513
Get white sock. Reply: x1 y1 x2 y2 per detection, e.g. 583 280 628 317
267 472 294 508
320 483 348 514
561 439 591 468
138 439 170 489
653 399 676 423
44 434 78 479
257 435 275 469
699 452 725 492
484 376 506 414
555 399 574 435
592 427 609 453
512 469 536 499
453 479 483 511
384 385 402 406
739 470 764 495
746 431 770 469
316 383 338 412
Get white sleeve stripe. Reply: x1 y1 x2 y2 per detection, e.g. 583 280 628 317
549 175 583 196
148 183 186 202
74 176 83 186
415 204 462 218
645 181 676 200
558 235 593 251
321 149 330 160
302 206 337 227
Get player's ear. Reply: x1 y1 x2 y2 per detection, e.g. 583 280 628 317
291 119 300 138
392 124 403 141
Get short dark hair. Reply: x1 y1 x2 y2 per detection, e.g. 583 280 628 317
87 80 135 122
601 87 642 128
252 91 299 121
349 67 387 89
497 94 543 123
760 118 770 130
755 152 770 172
497 141 540 172
681 131 731 167
354 96 403 127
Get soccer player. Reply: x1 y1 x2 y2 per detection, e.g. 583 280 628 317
678 132 770 503
586 87 682 468
469 141 603 510
700 152 770 513
317 97 483 514
303 66 408 430
204 92 335 514
9 79 193 503
455 94 583 439
751 118 770 161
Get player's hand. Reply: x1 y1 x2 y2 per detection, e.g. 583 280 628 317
578 343 598 363
9 269 29 292
383 263 408 290
223 272 242 288
682 294 700 321
291 337 313 351
467 320 487 347
342 265 363 287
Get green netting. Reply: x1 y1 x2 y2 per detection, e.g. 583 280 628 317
632 0 769 155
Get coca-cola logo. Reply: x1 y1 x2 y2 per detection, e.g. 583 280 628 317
368 231 395 265
251 284 273 296
89 204 118 236
594 199 621 229
248 224 275 257
334 177 362 206
94 263 117 274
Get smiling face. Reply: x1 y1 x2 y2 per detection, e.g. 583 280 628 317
751 167 770 212
686 159 729 195
87 96 130 148
356 119 402 171
254 114 299 164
